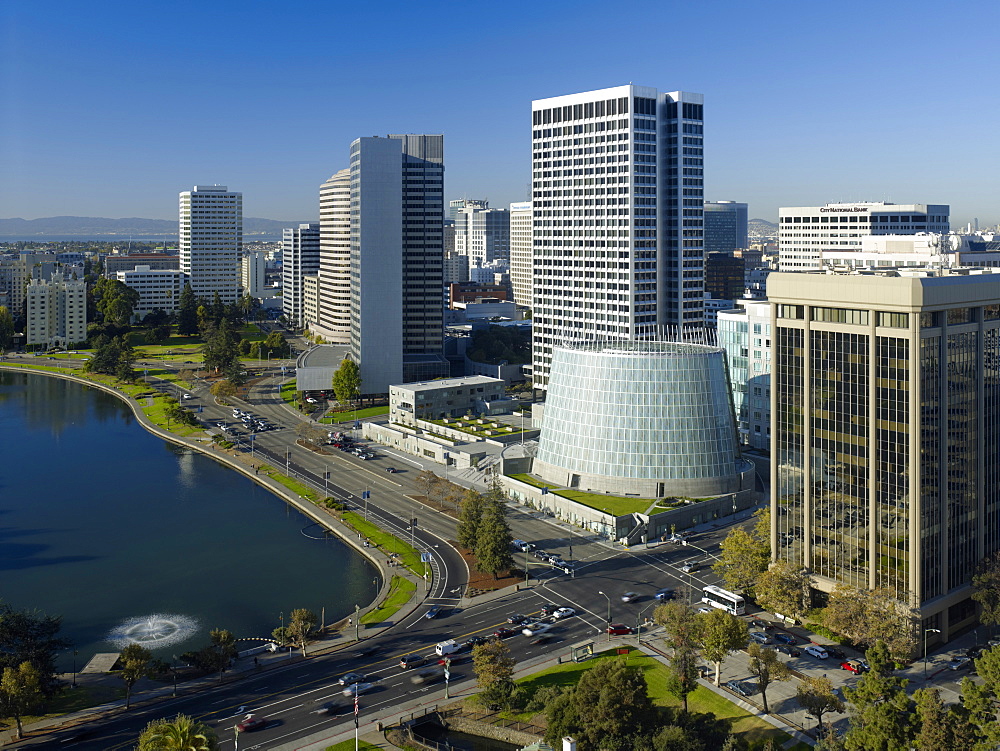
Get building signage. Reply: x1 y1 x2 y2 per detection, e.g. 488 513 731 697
820 207 870 213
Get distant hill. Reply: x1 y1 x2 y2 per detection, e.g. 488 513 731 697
748 218 778 238
0 216 310 238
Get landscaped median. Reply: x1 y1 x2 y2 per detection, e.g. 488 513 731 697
359 575 416 626
339 510 424 578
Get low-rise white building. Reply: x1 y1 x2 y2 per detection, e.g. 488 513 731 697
117 266 186 318
389 375 510 427
26 272 87 348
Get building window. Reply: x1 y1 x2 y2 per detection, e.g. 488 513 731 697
778 304 804 320
948 308 972 325
877 312 909 328
921 311 941 328
812 307 870 325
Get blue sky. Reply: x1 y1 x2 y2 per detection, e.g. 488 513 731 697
2 0 998 226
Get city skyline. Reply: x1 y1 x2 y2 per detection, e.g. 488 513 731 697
2 1 998 227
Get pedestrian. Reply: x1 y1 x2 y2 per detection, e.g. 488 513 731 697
348 618 352 627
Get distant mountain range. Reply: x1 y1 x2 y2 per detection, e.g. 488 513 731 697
748 218 778 238
0 216 310 238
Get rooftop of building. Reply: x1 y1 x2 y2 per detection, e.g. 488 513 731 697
392 375 502 393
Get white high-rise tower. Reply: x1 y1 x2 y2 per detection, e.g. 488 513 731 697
178 185 242 304
530 85 705 388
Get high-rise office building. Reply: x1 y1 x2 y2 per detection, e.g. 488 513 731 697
770 267 1000 640
315 169 351 344
509 201 532 309
778 202 949 271
717 299 771 449
178 185 242 304
282 222 320 328
452 200 510 266
347 135 448 393
530 84 705 388
704 200 748 253
241 250 267 298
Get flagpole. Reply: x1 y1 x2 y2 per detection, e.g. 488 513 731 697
355 693 360 751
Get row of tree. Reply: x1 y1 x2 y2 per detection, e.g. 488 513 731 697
457 479 515 579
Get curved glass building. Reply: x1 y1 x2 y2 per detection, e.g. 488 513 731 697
533 339 753 497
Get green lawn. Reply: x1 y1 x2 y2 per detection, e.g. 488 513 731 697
280 380 298 405
325 741 381 751
341 511 424 577
422 417 525 438
321 405 390 423
507 473 560 490
554 489 651 516
360 575 416 625
509 648 794 749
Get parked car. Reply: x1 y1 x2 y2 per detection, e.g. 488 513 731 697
776 644 801 657
337 672 365 686
949 655 973 671
399 654 425 669
725 680 754 697
774 633 798 645
654 588 676 602
827 646 847 660
607 623 634 635
553 607 576 620
841 660 868 674
236 715 267 732
749 618 774 631
621 592 639 603
342 682 374 697
750 631 773 645
805 645 829 659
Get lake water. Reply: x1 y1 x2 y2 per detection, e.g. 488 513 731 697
0 371 379 668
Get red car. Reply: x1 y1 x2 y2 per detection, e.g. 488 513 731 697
493 627 517 639
607 623 634 635
840 660 867 674
236 715 267 732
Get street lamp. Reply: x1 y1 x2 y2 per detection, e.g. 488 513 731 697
923 628 941 678
597 591 611 642
636 603 655 647
72 649 78 688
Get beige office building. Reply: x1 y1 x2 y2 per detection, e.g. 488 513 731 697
770 268 1000 641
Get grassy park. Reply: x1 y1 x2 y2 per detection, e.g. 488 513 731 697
360 575 416 625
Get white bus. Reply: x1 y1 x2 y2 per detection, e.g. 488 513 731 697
701 585 746 616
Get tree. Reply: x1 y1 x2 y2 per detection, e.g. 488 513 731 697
332 358 361 405
655 601 702 654
93 277 140 326
211 379 237 399
475 503 514 579
0 661 43 739
472 639 516 710
958 676 996 749
202 319 241 375
665 644 701 712
912 687 952 751
697 608 748 685
119 643 152 709
416 469 439 501
176 283 199 336
0 602 70 698
745 643 789 714
85 335 136 378
843 641 915 751
713 526 769 596
0 305 14 352
207 629 237 682
287 609 318 657
457 489 486 550
755 560 811 621
795 675 844 731
137 713 219 751
823 586 916 662
973 552 1000 626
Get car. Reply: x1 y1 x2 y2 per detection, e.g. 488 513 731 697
540 604 559 617
621 592 639 603
522 623 552 637
342 682 374 697
337 672 365 686
183 393 192 399
424 606 441 619
530 634 552 645
749 631 773 645
438 654 464 666
967 646 986 659
513 539 528 551
696 607 712 614
654 588 676 602
680 562 696 574
805 645 829 659
607 623 634 635
312 701 343 715
776 644 801 657
385 467 397 473
725 680 754 697
507 614 528 625
493 627 517 639
553 607 576 620
841 659 867 674
827 646 847 660
411 667 445 685
533 550 550 560
236 715 267 732
462 636 488 651
667 532 690 544
749 618 774 631
949 655 973 671
399 654 425 669
774 633 798 645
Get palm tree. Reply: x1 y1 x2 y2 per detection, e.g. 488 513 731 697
138 714 218 750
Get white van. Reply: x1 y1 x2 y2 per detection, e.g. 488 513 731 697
435 639 459 657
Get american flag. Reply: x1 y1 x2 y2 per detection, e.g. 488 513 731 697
354 693 359 728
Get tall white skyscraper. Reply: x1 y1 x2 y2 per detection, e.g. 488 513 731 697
314 135 448 394
26 271 87 348
509 201 532 309
282 222 320 328
178 185 242 304
530 85 705 388
315 169 351 343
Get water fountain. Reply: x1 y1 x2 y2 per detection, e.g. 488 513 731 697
107 614 199 649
